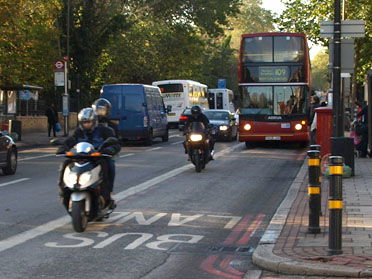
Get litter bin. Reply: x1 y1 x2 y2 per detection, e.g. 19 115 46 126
315 107 333 157
8 119 22 141
331 137 355 176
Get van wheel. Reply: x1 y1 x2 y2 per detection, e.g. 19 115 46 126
162 129 169 142
145 130 153 146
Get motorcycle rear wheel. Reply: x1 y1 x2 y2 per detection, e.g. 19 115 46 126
71 200 88 233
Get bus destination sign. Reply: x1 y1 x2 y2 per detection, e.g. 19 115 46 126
259 66 289 82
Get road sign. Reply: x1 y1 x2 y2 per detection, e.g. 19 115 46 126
329 39 355 73
218 79 226 89
320 20 365 38
54 71 65 87
54 60 65 71
19 90 31 101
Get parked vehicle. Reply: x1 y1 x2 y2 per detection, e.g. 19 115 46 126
59 142 115 232
101 84 170 145
152 80 208 127
203 109 238 141
184 122 212 173
0 132 17 175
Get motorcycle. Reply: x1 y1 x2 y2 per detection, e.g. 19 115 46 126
58 141 115 232
185 122 214 172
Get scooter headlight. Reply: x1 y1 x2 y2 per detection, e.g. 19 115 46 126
219 125 228 131
63 167 78 187
79 172 93 188
190 134 203 142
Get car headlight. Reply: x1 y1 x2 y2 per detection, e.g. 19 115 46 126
244 123 252 131
79 172 92 188
295 124 303 130
190 134 203 142
63 168 78 187
219 125 228 131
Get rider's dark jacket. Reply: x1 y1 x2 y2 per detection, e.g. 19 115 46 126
185 113 210 130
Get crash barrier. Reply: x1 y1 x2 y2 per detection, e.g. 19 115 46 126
307 147 321 234
328 156 343 255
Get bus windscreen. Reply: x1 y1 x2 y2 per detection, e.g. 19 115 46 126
240 86 307 115
158 84 183 93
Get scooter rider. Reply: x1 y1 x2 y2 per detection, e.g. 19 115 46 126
183 105 215 159
92 98 119 137
57 108 121 208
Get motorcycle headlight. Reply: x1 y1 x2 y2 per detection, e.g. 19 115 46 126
79 172 92 188
63 168 78 187
219 125 228 131
190 134 203 142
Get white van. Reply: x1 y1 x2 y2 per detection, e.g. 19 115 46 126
208 88 235 113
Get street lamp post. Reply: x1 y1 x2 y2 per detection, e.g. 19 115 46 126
333 0 342 137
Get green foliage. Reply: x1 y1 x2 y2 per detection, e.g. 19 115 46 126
311 50 330 91
0 0 61 89
277 0 372 83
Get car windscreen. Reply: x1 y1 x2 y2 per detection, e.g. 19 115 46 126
203 111 230 120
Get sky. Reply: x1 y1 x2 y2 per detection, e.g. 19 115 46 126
261 0 325 59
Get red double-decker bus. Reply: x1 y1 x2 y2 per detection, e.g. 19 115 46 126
237 32 311 148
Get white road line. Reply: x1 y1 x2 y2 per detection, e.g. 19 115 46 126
0 178 30 188
119 153 134 158
169 135 181 138
171 141 184 145
0 143 242 253
146 147 162 152
18 154 55 161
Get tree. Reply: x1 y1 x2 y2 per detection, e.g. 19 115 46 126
277 0 372 84
311 50 330 91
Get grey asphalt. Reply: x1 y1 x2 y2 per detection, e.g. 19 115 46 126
0 131 305 279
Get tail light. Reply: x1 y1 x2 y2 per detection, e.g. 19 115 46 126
179 116 188 121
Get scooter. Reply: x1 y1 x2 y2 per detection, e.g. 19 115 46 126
58 142 115 232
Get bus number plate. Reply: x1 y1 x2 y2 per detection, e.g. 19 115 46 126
265 136 281 141
281 123 290 128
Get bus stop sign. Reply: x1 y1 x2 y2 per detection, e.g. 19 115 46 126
218 79 226 89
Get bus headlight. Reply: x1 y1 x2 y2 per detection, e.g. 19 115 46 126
244 124 252 131
190 134 203 142
295 124 303 130
219 125 228 131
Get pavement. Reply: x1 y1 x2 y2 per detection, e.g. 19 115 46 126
253 156 372 278
15 131 71 150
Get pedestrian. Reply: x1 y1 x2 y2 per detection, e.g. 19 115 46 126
356 101 369 157
45 103 58 137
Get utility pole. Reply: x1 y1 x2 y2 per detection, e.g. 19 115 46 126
333 0 342 137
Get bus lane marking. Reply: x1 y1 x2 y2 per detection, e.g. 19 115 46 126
119 153 134 158
146 147 162 152
171 140 184 145
18 154 55 161
0 143 242 253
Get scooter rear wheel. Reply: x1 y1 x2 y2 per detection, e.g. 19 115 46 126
71 200 88 232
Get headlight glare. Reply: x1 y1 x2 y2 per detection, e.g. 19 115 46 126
219 125 228 131
295 124 303 130
64 168 78 187
190 134 203 141
79 172 92 187
244 123 252 131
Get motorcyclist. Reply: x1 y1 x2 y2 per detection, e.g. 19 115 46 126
57 108 121 208
183 105 215 159
92 98 119 137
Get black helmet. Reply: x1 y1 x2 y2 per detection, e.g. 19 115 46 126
191 106 202 117
92 98 112 118
78 108 97 131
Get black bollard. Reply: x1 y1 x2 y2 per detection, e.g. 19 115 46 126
328 156 343 255
308 150 321 234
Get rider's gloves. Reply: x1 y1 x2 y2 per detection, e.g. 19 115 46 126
101 146 116 155
56 146 67 154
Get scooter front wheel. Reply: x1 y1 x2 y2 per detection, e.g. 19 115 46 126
71 200 88 233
